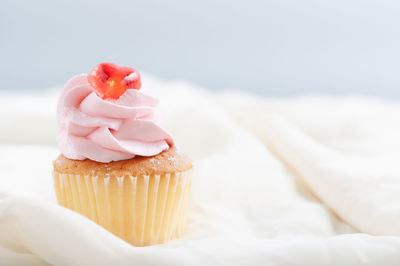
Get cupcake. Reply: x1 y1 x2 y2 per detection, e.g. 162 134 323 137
53 63 193 246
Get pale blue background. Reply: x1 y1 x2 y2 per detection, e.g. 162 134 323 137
1 0 400 97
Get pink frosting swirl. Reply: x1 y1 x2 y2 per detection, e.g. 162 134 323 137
57 74 174 163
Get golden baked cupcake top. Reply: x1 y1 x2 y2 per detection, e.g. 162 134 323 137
54 146 193 176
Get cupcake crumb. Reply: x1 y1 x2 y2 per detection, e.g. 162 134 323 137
54 146 192 176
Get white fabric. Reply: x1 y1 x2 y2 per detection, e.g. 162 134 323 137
1 76 400 265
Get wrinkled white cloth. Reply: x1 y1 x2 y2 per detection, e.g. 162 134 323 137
1 76 400 265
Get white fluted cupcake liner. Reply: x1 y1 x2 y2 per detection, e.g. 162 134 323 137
53 170 193 246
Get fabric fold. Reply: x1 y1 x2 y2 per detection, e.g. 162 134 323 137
1 81 400 265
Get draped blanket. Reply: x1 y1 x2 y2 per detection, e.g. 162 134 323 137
1 76 400 265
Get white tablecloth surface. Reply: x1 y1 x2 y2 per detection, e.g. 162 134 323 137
1 76 400 265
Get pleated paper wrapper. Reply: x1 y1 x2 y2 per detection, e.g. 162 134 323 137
53 170 193 246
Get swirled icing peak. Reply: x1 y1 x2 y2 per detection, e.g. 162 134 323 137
57 63 174 163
